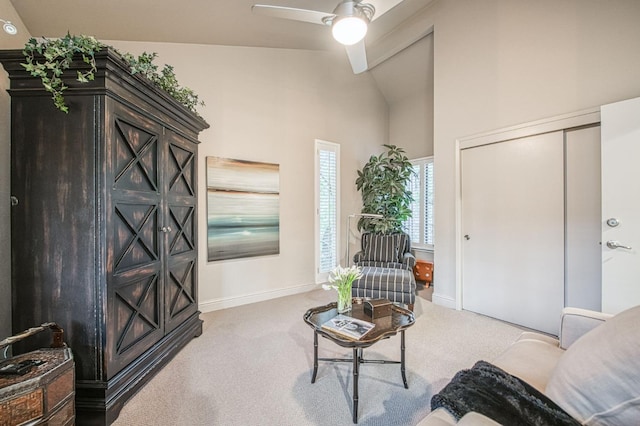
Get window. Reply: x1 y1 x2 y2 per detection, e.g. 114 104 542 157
315 140 340 283
403 157 434 250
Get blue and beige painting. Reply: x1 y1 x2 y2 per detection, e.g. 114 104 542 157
207 157 280 261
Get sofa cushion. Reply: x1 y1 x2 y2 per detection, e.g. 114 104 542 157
363 234 399 262
417 408 458 426
545 305 640 425
416 409 502 426
431 360 579 425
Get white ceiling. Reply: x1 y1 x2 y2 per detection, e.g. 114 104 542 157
10 0 433 53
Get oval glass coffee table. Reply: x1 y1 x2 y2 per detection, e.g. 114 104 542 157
303 299 415 424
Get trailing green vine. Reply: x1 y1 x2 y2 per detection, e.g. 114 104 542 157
119 52 203 113
21 33 204 114
22 34 103 113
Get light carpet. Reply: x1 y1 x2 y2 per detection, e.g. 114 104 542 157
112 290 523 426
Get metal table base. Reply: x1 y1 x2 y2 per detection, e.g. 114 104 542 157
310 330 408 424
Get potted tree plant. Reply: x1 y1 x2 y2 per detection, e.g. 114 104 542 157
355 144 415 233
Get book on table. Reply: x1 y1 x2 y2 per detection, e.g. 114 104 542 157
321 314 375 340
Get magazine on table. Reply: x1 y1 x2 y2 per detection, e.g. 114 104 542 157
321 314 375 340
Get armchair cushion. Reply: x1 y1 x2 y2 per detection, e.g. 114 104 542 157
351 266 416 306
355 260 405 270
363 234 399 262
546 305 640 425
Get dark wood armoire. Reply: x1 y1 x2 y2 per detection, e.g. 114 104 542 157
0 49 209 424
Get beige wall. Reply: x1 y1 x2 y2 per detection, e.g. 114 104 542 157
389 36 433 160
109 40 388 311
371 34 434 159
370 34 435 263
428 0 640 307
0 0 31 341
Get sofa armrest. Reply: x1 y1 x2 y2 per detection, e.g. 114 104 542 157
559 307 613 349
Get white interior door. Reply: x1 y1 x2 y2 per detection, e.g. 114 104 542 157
462 132 565 334
565 125 602 311
601 97 640 314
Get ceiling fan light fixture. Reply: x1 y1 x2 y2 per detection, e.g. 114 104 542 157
0 19 17 36
332 16 367 46
327 1 374 46
252 0 374 73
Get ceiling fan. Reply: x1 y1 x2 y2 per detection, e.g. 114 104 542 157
252 1 376 74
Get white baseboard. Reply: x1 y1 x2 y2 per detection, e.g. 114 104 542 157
432 292 457 309
199 283 318 313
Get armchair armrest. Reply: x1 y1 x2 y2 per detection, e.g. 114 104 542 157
353 251 365 264
559 307 613 349
402 252 416 270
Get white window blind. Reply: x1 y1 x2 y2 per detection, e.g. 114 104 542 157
315 140 340 281
403 157 434 249
425 160 434 246
404 164 421 243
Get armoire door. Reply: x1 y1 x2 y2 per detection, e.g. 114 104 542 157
461 131 565 334
163 129 199 334
106 106 165 377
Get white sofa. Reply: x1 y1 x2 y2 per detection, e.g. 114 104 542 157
419 305 640 425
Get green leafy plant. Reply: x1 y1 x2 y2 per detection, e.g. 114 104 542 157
21 34 204 114
120 52 204 113
22 34 104 113
355 144 415 234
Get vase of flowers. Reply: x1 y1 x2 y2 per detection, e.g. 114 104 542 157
322 265 363 313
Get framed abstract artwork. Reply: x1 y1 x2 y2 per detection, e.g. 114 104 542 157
206 157 280 261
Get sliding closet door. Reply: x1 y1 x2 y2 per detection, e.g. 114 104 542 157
461 132 565 334
565 125 602 311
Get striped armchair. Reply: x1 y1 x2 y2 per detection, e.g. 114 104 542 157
352 232 417 310
353 232 416 271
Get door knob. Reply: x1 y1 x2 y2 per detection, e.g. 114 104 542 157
464 235 470 241
606 240 632 250
159 226 172 233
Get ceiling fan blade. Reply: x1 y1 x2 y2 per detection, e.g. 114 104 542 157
345 40 368 74
251 4 332 25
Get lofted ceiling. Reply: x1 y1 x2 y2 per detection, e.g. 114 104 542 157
10 0 433 53
8 0 435 107
370 34 431 103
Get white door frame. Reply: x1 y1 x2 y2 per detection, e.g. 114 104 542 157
453 108 601 310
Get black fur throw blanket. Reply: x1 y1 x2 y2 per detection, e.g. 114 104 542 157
431 361 580 426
